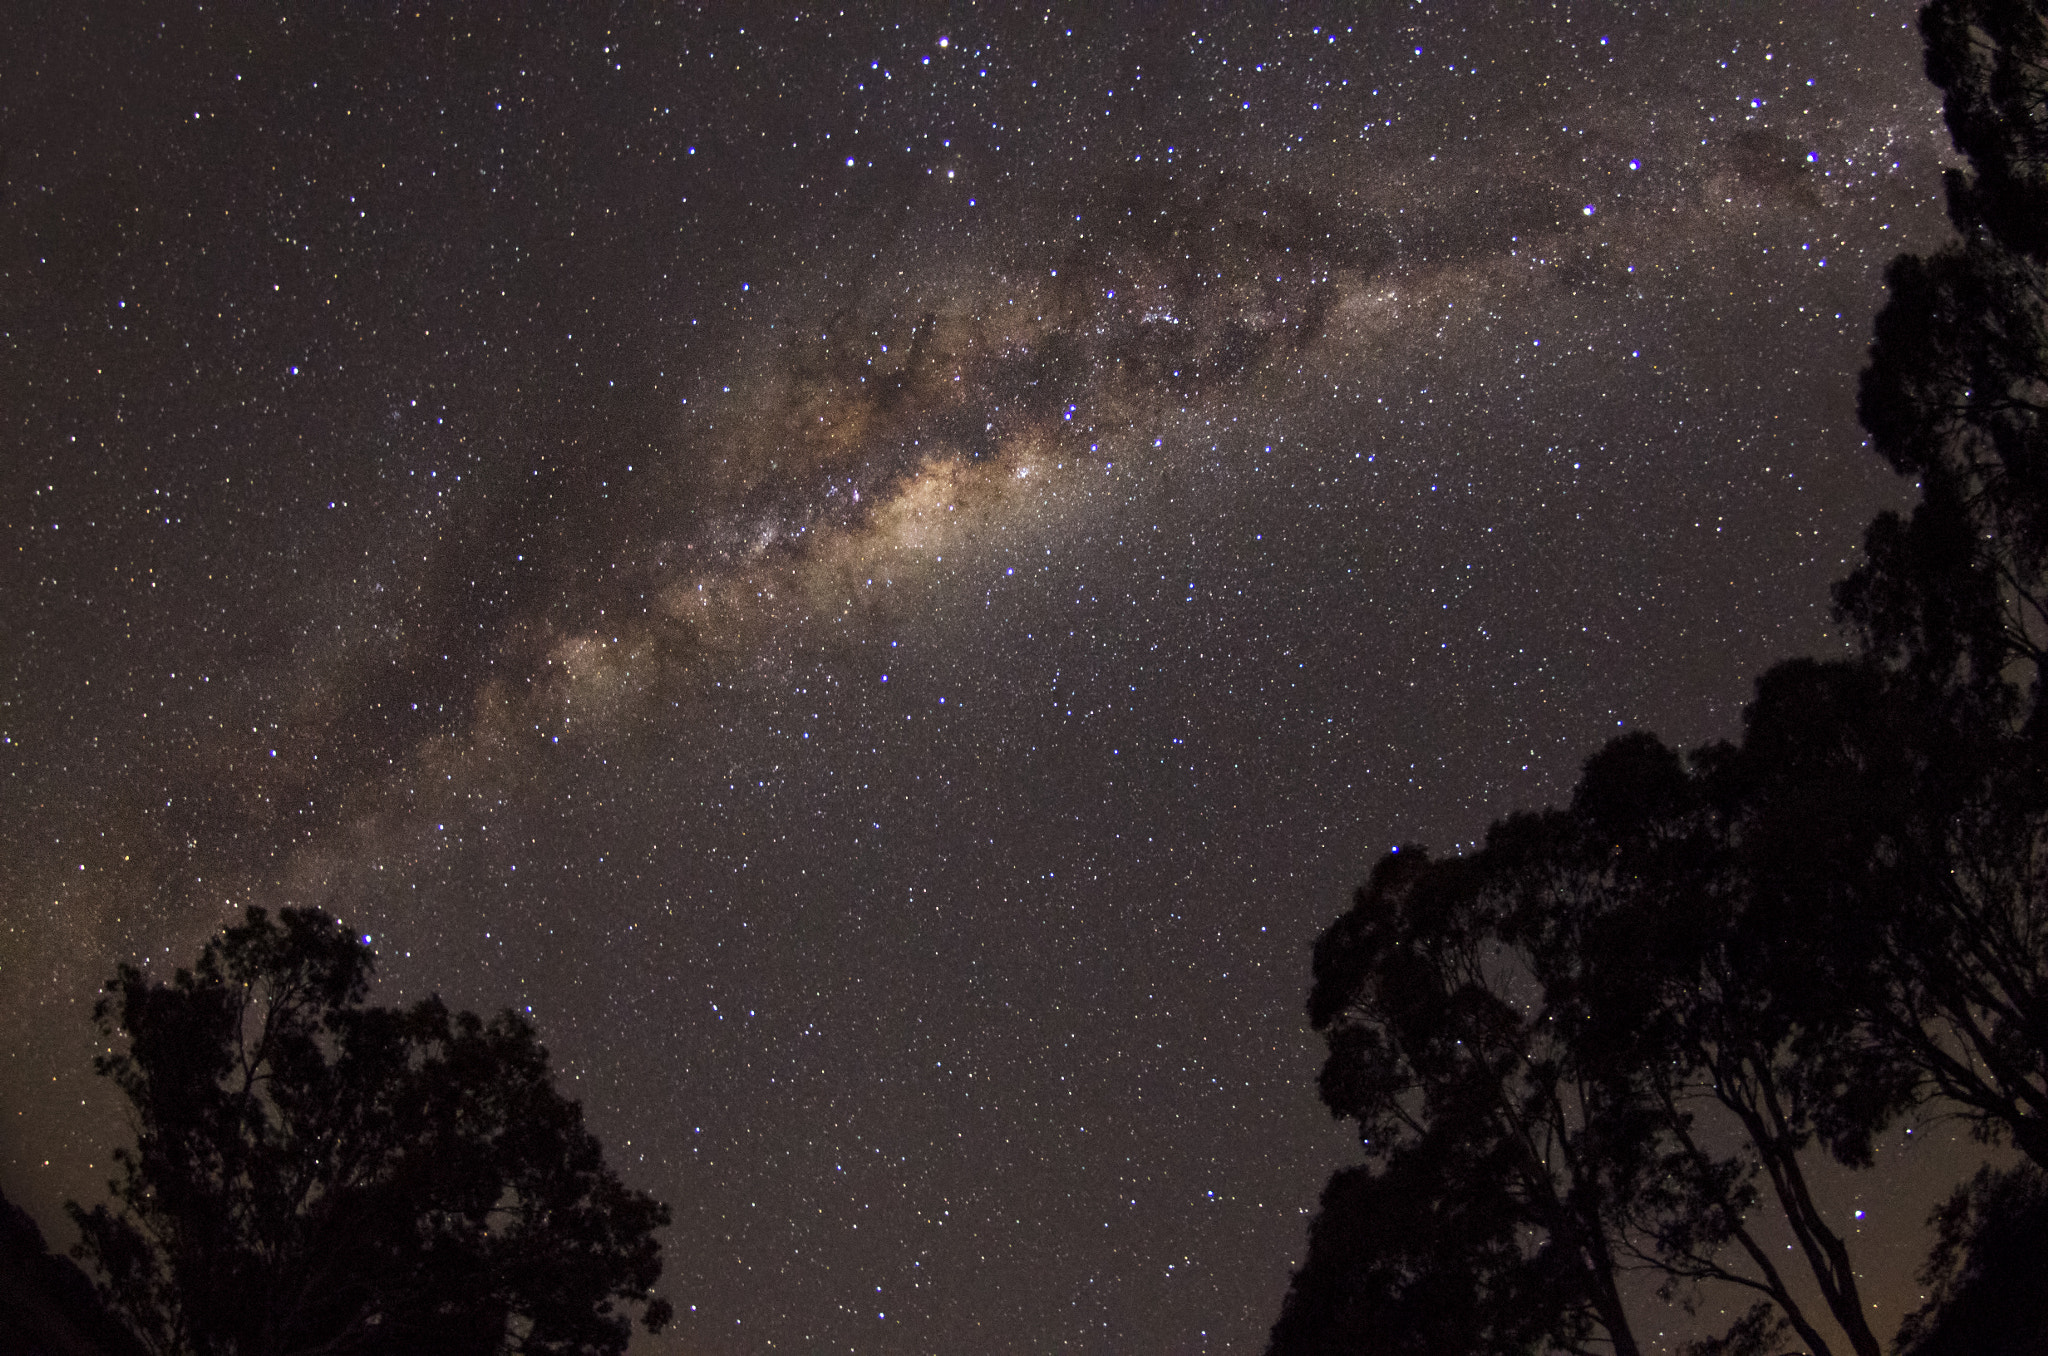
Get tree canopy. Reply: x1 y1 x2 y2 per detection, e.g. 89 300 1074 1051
1894 1164 2048 1356
67 906 672 1356
1272 2 2048 1352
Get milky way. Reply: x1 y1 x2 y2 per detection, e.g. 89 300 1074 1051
2 4 1967 1350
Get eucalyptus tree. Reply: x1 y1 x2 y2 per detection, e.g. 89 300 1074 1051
68 907 673 1356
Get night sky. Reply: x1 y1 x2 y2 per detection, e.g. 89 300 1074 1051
0 3 1980 1352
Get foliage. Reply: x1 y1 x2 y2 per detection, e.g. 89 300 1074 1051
1275 4 2048 1352
1 1183 149 1356
1279 850 1638 1356
1496 733 1895 1356
1265 1156 1588 1356
67 906 672 1356
1829 0 2048 1168
1273 750 1893 1356
1894 1164 2048 1356
1849 0 2048 714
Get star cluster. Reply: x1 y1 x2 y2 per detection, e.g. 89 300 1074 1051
2 3 1959 1351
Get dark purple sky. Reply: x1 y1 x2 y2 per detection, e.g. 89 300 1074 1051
2 3 1975 1350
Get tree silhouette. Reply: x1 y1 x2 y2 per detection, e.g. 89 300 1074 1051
1808 0 2048 1168
1276 6 2048 1352
2 1184 149 1356
1850 0 2048 705
1894 1164 2048 1356
67 906 672 1356
1278 849 1644 1356
1273 747 1904 1356
1489 733 1898 1356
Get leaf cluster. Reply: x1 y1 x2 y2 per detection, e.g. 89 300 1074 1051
1275 12 2048 1350
68 906 671 1356
1894 1163 2048 1356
